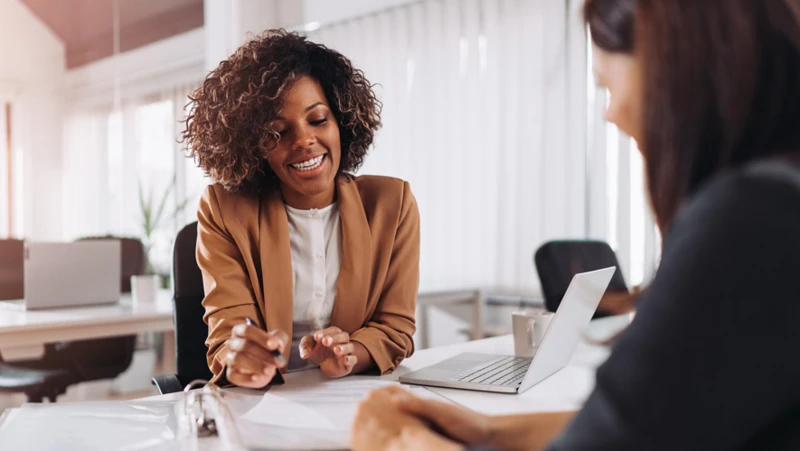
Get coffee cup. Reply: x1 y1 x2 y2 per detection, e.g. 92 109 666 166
512 310 554 357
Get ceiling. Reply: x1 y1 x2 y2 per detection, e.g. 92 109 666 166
21 0 204 69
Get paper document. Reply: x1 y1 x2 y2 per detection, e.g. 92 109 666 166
241 378 438 432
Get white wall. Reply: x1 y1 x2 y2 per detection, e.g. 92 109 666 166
0 0 65 240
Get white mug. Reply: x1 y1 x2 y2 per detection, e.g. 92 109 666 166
131 275 159 305
512 310 554 357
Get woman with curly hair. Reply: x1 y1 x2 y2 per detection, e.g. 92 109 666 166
183 30 419 388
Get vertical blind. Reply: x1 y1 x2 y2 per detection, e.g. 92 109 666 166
308 0 638 294
62 83 200 276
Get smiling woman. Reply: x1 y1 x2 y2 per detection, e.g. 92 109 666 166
182 30 420 388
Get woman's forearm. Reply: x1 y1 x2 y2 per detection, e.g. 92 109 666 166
486 411 576 451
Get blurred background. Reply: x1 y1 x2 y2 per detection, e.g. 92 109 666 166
0 0 657 406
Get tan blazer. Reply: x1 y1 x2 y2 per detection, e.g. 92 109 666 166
196 175 420 383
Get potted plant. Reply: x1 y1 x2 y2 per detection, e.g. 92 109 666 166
137 175 190 290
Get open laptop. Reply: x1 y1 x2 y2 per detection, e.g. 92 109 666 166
0 241 121 310
400 267 615 394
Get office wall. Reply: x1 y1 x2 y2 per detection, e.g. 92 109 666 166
303 0 418 26
0 0 65 240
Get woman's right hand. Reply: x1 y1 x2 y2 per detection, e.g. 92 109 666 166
225 323 288 388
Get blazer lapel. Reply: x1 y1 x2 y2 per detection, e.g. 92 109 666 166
259 189 294 361
331 177 372 334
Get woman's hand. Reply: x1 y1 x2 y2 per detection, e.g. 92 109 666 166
225 323 288 388
385 386 493 446
300 326 365 378
371 386 574 451
352 387 464 451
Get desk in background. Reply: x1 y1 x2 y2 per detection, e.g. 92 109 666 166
417 288 544 349
0 290 174 362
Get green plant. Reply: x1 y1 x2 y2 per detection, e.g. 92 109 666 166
137 174 190 276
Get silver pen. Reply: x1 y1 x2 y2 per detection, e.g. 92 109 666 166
245 317 287 366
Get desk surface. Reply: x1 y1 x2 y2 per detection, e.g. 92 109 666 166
0 290 173 360
139 315 629 450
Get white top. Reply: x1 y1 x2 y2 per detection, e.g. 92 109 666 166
284 202 343 371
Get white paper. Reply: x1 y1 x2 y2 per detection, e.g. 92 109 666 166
241 378 438 432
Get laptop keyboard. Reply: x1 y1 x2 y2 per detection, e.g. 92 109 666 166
452 356 532 386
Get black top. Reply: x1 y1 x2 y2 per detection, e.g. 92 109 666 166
546 159 800 450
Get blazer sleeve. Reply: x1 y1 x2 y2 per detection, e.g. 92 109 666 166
196 186 262 384
350 182 420 374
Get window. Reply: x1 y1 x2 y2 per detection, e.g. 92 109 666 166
63 84 202 279
0 101 20 238
586 45 660 286
0 102 9 237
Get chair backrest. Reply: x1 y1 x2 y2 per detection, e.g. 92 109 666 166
172 221 213 383
534 240 628 312
0 239 24 300
76 236 146 293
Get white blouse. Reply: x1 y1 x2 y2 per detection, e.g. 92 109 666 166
284 202 342 371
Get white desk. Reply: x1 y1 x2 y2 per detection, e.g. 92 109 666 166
0 290 173 361
133 315 629 451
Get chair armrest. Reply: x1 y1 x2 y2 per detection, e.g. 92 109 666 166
151 374 183 394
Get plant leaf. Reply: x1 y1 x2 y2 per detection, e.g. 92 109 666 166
151 175 176 232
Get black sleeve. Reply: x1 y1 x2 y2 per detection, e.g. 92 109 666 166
547 171 800 450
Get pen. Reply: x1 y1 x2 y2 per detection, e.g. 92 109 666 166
245 317 287 366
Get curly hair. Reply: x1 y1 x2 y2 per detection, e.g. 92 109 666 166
182 30 382 195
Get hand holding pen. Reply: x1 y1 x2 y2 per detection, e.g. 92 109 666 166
225 317 288 388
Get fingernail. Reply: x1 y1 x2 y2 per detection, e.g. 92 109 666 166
263 367 272 375
251 375 260 381
325 337 332 345
315 333 323 340
267 339 275 348
335 346 342 353
348 356 356 364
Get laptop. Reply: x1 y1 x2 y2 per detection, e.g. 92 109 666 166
0 241 121 310
400 267 615 394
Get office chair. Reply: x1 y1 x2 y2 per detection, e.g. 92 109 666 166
0 238 72 402
534 240 631 316
152 222 213 394
0 237 144 402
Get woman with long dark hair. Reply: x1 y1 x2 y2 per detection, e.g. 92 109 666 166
351 0 800 449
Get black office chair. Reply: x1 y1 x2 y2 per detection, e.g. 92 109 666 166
534 240 629 315
152 222 213 394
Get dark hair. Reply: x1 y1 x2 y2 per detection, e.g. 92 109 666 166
585 0 800 232
182 30 382 195
584 0 634 53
